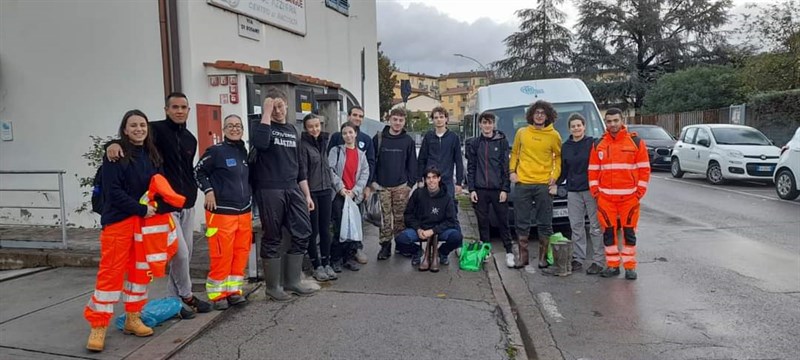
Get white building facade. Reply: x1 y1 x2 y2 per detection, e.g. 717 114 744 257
0 0 378 229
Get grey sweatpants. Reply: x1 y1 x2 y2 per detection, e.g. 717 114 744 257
567 191 604 265
168 208 195 299
514 183 553 238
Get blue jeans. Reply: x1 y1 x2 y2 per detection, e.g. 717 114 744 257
394 228 463 257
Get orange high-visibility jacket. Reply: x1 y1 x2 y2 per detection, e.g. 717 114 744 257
588 126 651 199
136 174 186 277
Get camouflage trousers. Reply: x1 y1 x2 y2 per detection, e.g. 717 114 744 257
379 184 411 244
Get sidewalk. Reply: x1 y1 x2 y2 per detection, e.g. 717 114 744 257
0 202 530 359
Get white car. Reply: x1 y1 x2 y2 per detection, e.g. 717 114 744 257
774 127 800 200
670 124 781 184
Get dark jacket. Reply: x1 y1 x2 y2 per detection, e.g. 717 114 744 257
404 186 457 234
373 126 417 188
251 122 306 190
300 132 334 194
467 130 510 192
328 127 376 184
557 135 594 192
194 138 251 215
101 146 158 226
150 118 198 212
417 129 464 186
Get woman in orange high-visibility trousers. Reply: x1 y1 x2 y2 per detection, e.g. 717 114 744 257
194 114 252 310
85 110 162 352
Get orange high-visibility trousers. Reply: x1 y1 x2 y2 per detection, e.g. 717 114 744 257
596 195 640 270
205 211 252 301
138 214 178 277
84 217 150 327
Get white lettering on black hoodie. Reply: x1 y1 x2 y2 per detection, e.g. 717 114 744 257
251 122 307 190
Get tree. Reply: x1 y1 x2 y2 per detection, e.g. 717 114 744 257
491 0 572 81
574 0 732 109
409 111 431 133
378 42 397 117
737 1 800 94
642 65 745 114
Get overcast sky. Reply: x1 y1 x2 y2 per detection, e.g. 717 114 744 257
377 0 775 76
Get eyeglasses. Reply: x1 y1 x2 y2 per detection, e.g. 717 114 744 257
224 124 243 129
533 110 547 117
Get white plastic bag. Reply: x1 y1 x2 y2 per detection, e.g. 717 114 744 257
340 196 364 243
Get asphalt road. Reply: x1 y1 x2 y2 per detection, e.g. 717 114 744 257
523 171 800 359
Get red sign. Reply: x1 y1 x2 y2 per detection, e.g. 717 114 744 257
220 94 229 104
229 84 238 94
230 93 239 104
209 76 219 86
229 75 237 85
220 76 228 86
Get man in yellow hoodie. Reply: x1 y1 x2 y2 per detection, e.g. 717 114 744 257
509 100 562 268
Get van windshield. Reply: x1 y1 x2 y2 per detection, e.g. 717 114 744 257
488 102 605 146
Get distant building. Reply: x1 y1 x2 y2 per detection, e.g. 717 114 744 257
392 71 440 99
391 94 442 115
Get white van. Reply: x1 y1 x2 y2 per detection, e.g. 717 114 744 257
466 78 605 232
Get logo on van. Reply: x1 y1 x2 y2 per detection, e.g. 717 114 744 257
520 86 544 95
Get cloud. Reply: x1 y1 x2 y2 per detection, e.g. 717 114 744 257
377 1 516 76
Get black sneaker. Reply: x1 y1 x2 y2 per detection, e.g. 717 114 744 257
343 259 361 271
411 251 422 266
377 243 392 260
439 253 450 266
625 269 638 280
179 302 196 319
600 267 621 278
331 260 343 273
585 263 603 275
571 260 583 272
183 295 212 313
227 294 247 306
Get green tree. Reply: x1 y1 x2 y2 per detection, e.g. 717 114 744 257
492 0 572 80
737 1 800 94
642 65 745 114
378 42 397 117
409 111 431 133
574 0 732 109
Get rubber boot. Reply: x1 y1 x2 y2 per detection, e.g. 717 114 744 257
123 312 153 337
263 258 292 302
537 236 550 269
419 239 431 271
86 326 107 352
430 235 440 272
515 236 529 268
283 253 318 296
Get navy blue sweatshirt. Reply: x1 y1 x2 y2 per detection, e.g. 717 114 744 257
404 187 457 234
150 118 198 211
194 138 251 215
101 146 158 226
328 127 376 184
417 129 464 186
251 122 306 190
467 130 510 192
373 126 417 188
557 135 594 192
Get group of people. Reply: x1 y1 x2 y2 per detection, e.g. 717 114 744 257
82 87 650 352
466 101 650 281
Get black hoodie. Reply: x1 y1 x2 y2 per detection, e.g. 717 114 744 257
149 118 198 211
467 130 510 192
417 129 464 186
404 186 457 234
373 126 417 188
557 135 595 192
251 122 307 190
300 132 334 193
194 138 251 215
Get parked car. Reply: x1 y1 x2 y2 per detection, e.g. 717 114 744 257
774 127 800 200
627 124 676 171
671 124 781 184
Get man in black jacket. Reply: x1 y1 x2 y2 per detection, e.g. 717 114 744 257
395 167 463 271
467 112 514 268
417 107 464 213
107 92 210 316
372 108 416 260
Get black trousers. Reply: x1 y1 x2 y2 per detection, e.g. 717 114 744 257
308 189 333 267
330 194 359 263
473 189 513 253
257 187 312 259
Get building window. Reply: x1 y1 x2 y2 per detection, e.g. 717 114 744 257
479 78 485 85
325 0 349 16
449 96 453 103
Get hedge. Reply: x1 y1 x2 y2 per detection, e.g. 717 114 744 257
748 89 800 146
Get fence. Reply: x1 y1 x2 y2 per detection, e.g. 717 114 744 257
0 170 68 249
632 106 756 136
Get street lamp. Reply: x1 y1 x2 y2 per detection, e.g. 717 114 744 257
453 53 491 83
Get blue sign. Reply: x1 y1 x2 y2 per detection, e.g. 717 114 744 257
520 86 544 95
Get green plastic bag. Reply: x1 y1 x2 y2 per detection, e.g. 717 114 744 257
459 241 492 272
547 232 570 265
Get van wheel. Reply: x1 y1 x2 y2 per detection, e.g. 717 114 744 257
706 161 726 185
775 169 800 200
671 158 684 178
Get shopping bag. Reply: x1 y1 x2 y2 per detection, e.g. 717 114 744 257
459 241 492 272
115 297 182 330
547 232 570 266
363 191 382 227
340 196 364 243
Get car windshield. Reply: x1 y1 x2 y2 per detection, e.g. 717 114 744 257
490 102 604 146
711 127 772 146
629 126 673 140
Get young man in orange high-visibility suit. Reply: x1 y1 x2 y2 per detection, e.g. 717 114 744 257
588 108 651 280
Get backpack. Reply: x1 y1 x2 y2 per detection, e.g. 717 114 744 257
91 166 104 214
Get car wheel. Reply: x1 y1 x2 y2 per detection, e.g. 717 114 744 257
706 161 725 185
775 169 800 200
671 157 684 178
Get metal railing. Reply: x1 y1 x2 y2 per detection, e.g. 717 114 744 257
0 170 68 249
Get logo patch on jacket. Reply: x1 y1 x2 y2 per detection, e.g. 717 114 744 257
226 158 237 167
358 141 365 149
431 207 439 215
598 151 604 160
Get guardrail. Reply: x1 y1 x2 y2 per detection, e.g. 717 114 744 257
0 170 68 249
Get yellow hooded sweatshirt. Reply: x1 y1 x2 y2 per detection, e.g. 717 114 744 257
509 124 562 185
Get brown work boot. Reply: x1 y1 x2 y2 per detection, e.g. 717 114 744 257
123 312 154 337
86 326 107 352
430 236 440 273
537 236 550 269
419 240 431 271
515 236 529 268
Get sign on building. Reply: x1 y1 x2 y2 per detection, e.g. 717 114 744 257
730 104 746 125
208 0 307 36
238 15 262 40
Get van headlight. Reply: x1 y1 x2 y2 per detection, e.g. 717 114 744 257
727 150 744 158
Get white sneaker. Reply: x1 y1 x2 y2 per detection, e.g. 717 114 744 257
505 253 515 268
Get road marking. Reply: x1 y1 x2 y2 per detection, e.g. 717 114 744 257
535 292 564 323
659 176 800 206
